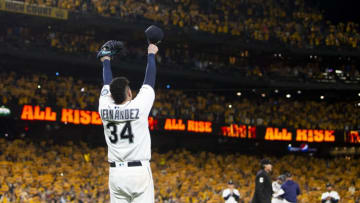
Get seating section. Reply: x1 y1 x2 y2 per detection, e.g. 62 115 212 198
16 0 360 49
0 139 359 202
1 72 359 130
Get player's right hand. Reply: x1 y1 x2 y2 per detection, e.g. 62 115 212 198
148 44 158 55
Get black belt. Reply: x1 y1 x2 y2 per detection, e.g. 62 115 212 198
109 161 142 167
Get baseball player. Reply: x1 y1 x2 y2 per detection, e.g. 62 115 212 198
222 180 240 203
281 172 300 203
97 40 158 203
272 175 285 203
321 183 340 203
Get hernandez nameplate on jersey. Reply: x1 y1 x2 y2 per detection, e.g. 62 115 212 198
98 84 155 162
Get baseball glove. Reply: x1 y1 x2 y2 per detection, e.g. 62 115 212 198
97 40 125 59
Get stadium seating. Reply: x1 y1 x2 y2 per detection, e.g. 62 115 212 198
2 1 360 202
1 25 360 82
1 72 359 130
17 0 360 49
0 139 359 202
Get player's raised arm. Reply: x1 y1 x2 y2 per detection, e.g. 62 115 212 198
143 44 159 89
101 56 112 85
97 40 125 85
130 44 158 115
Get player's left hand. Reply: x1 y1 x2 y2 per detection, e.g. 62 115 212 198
101 56 111 62
97 40 125 59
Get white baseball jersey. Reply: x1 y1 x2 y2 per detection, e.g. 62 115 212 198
272 181 285 203
99 84 155 162
222 188 240 203
321 191 340 203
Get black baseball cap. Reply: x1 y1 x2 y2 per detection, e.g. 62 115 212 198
285 172 292 177
145 25 164 44
326 183 332 187
277 175 286 182
228 180 234 185
260 159 272 167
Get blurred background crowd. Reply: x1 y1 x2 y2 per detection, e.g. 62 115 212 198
1 25 360 81
15 0 360 50
0 139 359 203
1 71 359 130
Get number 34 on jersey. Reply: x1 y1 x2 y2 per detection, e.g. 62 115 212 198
106 121 134 144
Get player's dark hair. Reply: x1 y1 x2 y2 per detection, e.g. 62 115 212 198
109 77 130 104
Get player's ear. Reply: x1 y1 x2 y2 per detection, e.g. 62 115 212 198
127 87 132 99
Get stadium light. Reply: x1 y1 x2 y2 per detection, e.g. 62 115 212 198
274 89 279 93
358 93 360 97
261 93 266 98
286 94 291 98
236 92 241 96
37 85 41 89
297 90 301 94
0 106 11 116
228 104 232 108
320 95 324 100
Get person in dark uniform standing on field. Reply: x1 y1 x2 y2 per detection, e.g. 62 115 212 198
251 159 273 203
281 172 300 203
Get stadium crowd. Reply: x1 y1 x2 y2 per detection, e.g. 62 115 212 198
2 1 360 202
17 0 360 49
1 71 359 130
1 25 359 80
0 139 359 202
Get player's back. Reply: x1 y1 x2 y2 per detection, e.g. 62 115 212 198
99 84 155 162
